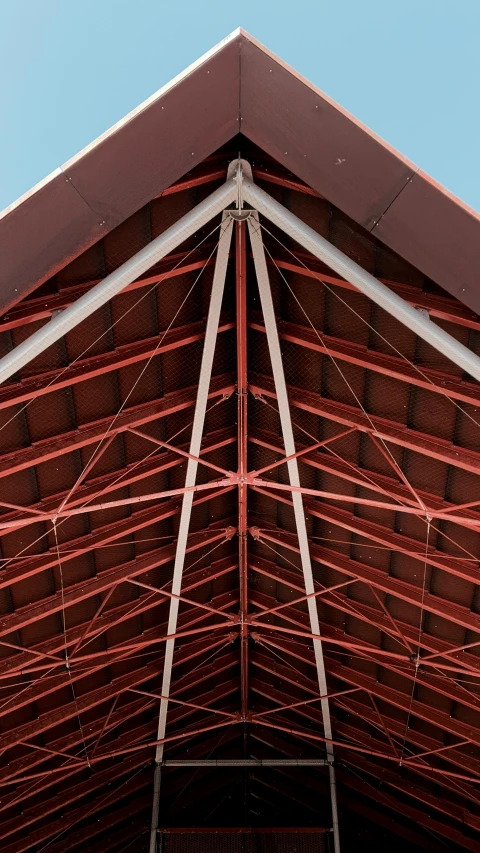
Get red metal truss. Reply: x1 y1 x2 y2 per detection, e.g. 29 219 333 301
251 314 480 408
269 253 480 332
7 791 151 853
250 427 480 522
0 555 238 677
249 557 480 671
250 373 480 474
251 477 480 529
335 693 480 787
236 220 249 725
246 732 467 852
0 516 235 624
0 373 235 480
0 752 149 843
255 753 480 853
249 530 480 640
248 725 480 848
249 605 480 714
0 426 234 532
1 658 237 794
0 248 216 332
1 136 480 853
339 768 480 853
252 489 480 586
249 685 480 811
250 641 480 772
2 648 235 784
0 592 238 721
0 317 234 411
156 160 322 201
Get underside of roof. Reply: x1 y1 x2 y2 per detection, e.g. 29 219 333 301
1 29 480 853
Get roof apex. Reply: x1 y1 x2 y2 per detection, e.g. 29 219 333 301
1 30 479 317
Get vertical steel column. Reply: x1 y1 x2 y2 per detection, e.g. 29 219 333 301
236 218 250 823
236 220 249 726
247 212 341 853
149 214 234 853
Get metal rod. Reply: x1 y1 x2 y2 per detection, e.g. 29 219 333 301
236 220 249 726
247 211 341 853
0 179 236 386
162 759 328 766
236 217 250 823
148 213 234 852
241 174 480 385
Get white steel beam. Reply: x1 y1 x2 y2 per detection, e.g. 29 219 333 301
242 175 480 385
248 212 341 853
149 213 234 852
0 179 237 386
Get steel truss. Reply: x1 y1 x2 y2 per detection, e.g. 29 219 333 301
1 159 480 853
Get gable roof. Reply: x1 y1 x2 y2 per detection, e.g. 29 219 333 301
1 33 480 853
1 28 479 319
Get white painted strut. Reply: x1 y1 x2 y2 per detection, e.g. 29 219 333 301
149 213 234 852
248 212 341 853
0 179 237 386
242 175 480 385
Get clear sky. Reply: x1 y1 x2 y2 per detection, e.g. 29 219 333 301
1 0 479 213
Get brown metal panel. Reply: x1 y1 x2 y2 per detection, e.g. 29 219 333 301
239 34 416 231
66 39 240 226
373 169 480 314
0 36 241 315
0 175 103 316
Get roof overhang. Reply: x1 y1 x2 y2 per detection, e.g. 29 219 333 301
1 29 479 317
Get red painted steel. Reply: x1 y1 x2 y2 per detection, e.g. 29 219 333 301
251 314 480 407
250 555 480 674
250 476 480 528
252 488 480 586
250 427 480 522
1 146 480 852
0 427 234 532
0 557 238 678
250 529 480 638
0 250 216 331
250 373 480 474
0 319 234 412
270 254 480 332
0 526 235 640
236 220 249 724
0 374 235 481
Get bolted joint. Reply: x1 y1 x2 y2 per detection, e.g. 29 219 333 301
229 210 252 222
224 525 237 540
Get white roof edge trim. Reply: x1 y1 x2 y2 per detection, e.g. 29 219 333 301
0 28 242 223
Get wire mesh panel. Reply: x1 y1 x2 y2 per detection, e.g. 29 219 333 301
160 829 330 853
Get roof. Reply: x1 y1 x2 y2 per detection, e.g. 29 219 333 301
1 29 480 853
1 29 479 317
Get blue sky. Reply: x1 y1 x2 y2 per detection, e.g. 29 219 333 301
1 0 479 212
